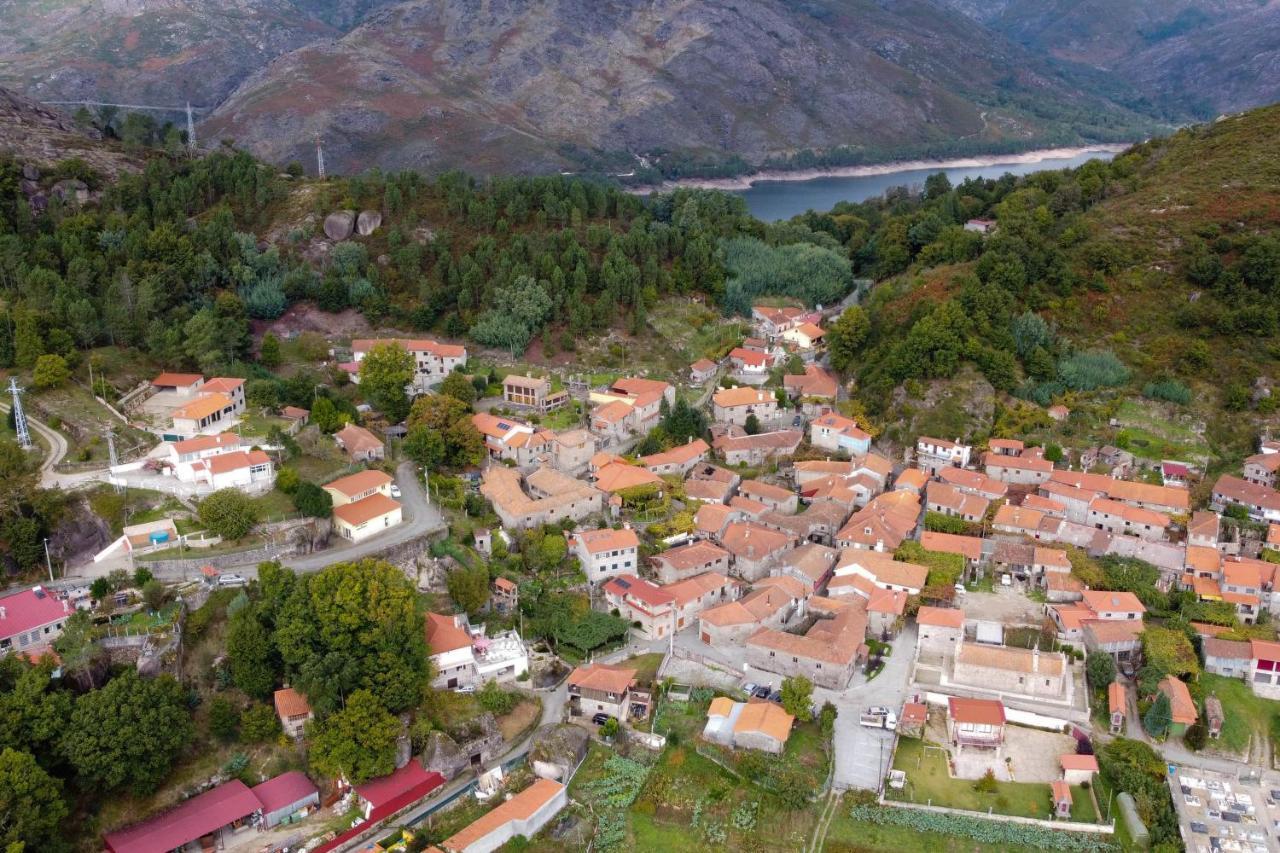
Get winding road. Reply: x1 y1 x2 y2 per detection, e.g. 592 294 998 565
0 400 101 489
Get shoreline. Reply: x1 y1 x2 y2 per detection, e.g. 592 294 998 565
629 144 1131 193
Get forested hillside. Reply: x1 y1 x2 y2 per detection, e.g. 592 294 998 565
806 103 1280 471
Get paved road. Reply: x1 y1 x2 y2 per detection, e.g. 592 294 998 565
827 623 919 791
0 401 102 490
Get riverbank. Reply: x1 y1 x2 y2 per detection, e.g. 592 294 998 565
631 144 1132 193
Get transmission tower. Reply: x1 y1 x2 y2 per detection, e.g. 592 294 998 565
7 378 31 450
105 427 118 468
315 134 326 180
185 102 197 153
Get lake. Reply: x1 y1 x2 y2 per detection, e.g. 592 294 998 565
736 149 1118 221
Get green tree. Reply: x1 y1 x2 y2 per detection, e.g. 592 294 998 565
310 396 347 433
307 689 400 784
440 371 477 405
52 610 105 689
476 680 517 715
403 425 445 468
743 413 761 435
141 579 166 612
132 566 154 588
827 306 869 375
208 697 239 741
292 482 332 518
0 747 68 852
227 607 276 699
1086 651 1116 692
31 354 70 390
60 671 195 795
0 658 72 759
1143 691 1172 739
12 312 43 369
239 703 282 743
259 332 282 368
1141 627 1199 679
446 564 490 615
1183 719 1208 751
779 675 813 721
199 489 259 540
358 343 414 423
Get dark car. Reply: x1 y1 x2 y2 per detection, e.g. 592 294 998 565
591 712 613 726
1223 812 1242 823
752 685 772 699
791 415 802 427
768 690 783 703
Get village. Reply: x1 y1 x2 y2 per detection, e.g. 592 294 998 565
6 300 1280 853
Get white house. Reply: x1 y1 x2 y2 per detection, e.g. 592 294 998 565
166 432 242 482
203 449 275 491
426 612 529 690
916 436 971 471
570 527 640 582
440 778 567 853
0 586 73 655
809 412 871 456
351 337 468 389
331 493 402 542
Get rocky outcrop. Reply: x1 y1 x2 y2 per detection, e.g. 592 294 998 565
323 210 355 241
357 210 382 236
419 712 505 780
529 724 589 782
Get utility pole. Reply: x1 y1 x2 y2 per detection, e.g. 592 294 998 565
8 377 31 450
315 134 326 180
42 538 53 583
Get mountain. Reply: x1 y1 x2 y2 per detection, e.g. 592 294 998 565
938 0 1280 118
0 0 398 109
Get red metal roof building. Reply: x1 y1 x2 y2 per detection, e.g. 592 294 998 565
0 585 73 654
104 780 263 853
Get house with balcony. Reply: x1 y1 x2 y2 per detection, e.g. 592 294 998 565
946 697 1006 752
503 374 569 413
351 337 467 390
426 612 529 690
570 527 640 583
809 412 871 456
567 663 645 721
916 436 972 472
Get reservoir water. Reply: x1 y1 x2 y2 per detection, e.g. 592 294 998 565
736 149 1118 221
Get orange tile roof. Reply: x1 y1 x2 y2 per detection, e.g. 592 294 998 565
425 612 473 654
1223 558 1265 588
594 461 664 493
739 479 794 504
172 432 240 455
1190 511 1221 540
894 468 930 491
568 663 636 695
1252 638 1280 661
956 643 1065 677
694 503 737 535
708 696 735 718
172 392 232 421
1084 620 1143 645
654 541 730 572
663 572 736 607
712 386 774 408
983 450 1053 473
201 377 244 394
867 587 908 615
592 399 635 425
920 531 983 562
733 701 794 743
948 697 1005 726
331 492 400 526
440 778 564 853
993 504 1044 531
273 687 311 719
335 423 384 454
324 468 393 498
720 522 792 559
641 439 710 469
1060 754 1098 772
1185 545 1222 575
701 585 795 627
1159 677 1197 725
691 358 717 372
784 364 837 398
206 449 270 474
152 372 204 388
938 466 1008 497
835 550 928 591
1051 780 1073 804
1108 681 1126 716
1081 590 1146 615
754 574 809 600
573 527 639 555
917 606 964 628
1088 498 1170 529
1053 605 1093 631
1022 494 1066 515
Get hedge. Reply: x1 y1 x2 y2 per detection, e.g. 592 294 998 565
848 804 1115 852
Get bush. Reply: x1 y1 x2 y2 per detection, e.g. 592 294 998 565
476 680 518 716
199 490 259 540
208 696 239 741
1143 378 1192 405
973 768 998 793
31 354 70 389
1057 349 1130 391
292 481 332 518
239 703 282 743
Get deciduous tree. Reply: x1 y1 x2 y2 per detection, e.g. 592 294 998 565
307 689 400 784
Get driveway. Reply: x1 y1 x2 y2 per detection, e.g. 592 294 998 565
827 623 919 791
0 401 105 490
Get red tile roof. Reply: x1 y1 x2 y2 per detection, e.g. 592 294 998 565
273 687 311 719
425 613 473 655
355 762 446 809
1060 754 1098 772
947 697 1005 726
917 606 964 628
568 663 636 695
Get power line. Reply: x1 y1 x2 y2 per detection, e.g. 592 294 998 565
44 100 210 112
7 377 31 450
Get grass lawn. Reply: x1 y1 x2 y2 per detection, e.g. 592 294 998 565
617 652 665 687
137 536 266 561
539 403 585 431
237 412 290 439
887 738 1066 821
1200 673 1280 754
251 488 297 520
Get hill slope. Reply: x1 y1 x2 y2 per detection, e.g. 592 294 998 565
200 0 1154 176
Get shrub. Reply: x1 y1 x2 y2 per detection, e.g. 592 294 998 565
1057 350 1130 391
973 768 999 793
198 490 259 540
239 703 281 743
476 680 518 716
1143 379 1192 405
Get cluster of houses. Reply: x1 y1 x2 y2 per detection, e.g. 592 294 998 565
342 337 468 391
148 372 249 438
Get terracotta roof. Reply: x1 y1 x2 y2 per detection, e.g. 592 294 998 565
573 527 639 555
1213 475 1280 511
1060 754 1098 773
691 358 717 372
1223 557 1266 589
152 372 205 388
901 702 928 724
1203 638 1251 660
603 575 674 609
983 450 1053 473
694 503 738 535
754 574 809 600
783 364 837 398
1189 511 1221 540
1053 605 1093 631
993 503 1044 531
654 543 730 576
1022 494 1067 515
273 687 311 719
739 479 794 504
956 643 1065 676
938 466 1007 498
926 482 989 517
335 423 384 454
947 697 1005 726
592 399 635 425
1081 590 1146 615
353 337 465 358
989 439 1025 452
893 468 929 492
713 386 774 408
714 430 804 455
919 531 983 562
1269 523 1280 547
745 602 866 665
733 701 794 743
729 495 770 516
172 432 240 455
1159 677 1197 725
1190 621 1231 638
700 585 795 627
568 663 636 695
708 696 735 718
720 522 792 559
325 468 393 498
1051 780 1073 804
441 778 565 853
493 577 517 593
425 613 473 654
1045 573 1084 593
1052 470 1190 512
664 572 736 607
1084 620 1143 645
835 550 928 591
867 587 908 615
332 492 401 527
281 406 309 419
728 347 771 368
834 493 920 549
917 606 964 628
206 449 270 475
172 392 232 421
641 439 710 469
1108 681 1126 716
201 377 244 394
594 461 664 493
1088 497 1170 529
1185 545 1222 575
779 543 838 583
1252 638 1280 661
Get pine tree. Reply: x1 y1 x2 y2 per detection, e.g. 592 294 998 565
1143 691 1172 739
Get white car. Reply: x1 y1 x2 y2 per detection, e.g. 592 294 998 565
390 484 402 499
217 573 248 588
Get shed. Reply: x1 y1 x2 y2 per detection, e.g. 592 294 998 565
353 763 446 821
103 780 261 853
251 771 319 828
1117 792 1149 847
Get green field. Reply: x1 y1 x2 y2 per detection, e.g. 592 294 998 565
1199 673 1280 755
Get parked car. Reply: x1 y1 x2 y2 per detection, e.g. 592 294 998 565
791 415 802 427
743 682 759 697
591 712 613 726
217 573 248 588
751 685 772 700
866 706 892 717
390 484 402 499
859 712 898 729
767 690 782 704
1190 822 1208 834
453 685 476 694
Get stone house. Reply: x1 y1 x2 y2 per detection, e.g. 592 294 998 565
652 541 733 584
702 697 794 754
567 664 640 721
950 642 1068 700
698 580 804 647
273 687 312 738
916 606 965 657
1203 637 1252 678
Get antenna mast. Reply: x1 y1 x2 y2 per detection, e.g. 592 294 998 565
186 102 197 154
8 378 31 450
315 134 326 180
